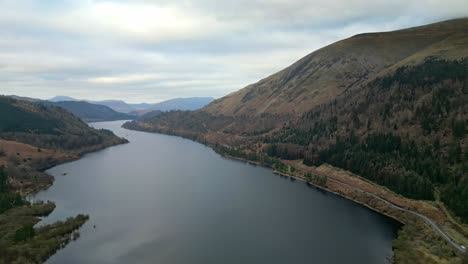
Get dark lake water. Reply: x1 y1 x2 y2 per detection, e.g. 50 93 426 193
33 120 398 264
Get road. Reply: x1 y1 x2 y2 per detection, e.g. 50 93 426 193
324 173 466 254
278 168 466 254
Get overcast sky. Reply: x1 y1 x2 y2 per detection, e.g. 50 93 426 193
1 0 467 103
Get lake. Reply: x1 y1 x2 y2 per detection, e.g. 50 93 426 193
33 120 398 264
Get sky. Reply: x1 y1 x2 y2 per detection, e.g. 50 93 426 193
1 0 467 103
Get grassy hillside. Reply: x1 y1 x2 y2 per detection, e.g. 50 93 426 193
204 18 468 117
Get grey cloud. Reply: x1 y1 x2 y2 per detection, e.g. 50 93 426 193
0 0 467 103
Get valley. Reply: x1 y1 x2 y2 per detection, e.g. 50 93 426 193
1 14 467 264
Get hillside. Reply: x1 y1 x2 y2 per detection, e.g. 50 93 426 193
124 18 468 232
205 18 468 117
0 96 127 154
51 101 133 122
130 97 214 115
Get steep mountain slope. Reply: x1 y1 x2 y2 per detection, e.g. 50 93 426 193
205 18 468 117
51 101 133 122
124 18 468 225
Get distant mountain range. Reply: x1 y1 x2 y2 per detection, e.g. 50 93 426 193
129 97 215 115
3 95 214 122
48 96 214 114
49 101 133 122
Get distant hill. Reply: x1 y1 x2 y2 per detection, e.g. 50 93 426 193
151 97 214 111
130 97 214 115
48 95 78 102
93 100 137 113
48 96 214 114
48 97 137 113
50 101 134 122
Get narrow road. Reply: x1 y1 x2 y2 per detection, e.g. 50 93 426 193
279 168 466 254
320 173 466 254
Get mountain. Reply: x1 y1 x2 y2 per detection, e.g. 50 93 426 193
130 97 214 115
47 96 214 114
48 97 137 113
50 101 134 122
93 100 137 113
150 97 214 111
205 18 468 117
48 95 79 102
124 18 468 223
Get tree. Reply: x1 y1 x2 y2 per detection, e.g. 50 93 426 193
452 119 466 138
14 225 35 242
305 173 312 182
0 166 7 193
462 252 468 264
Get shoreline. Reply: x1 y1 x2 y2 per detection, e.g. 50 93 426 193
215 147 467 254
28 139 129 195
124 124 409 223
0 135 129 263
219 152 406 225
121 124 467 257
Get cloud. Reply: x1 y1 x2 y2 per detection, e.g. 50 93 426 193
86 74 163 84
0 0 467 103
